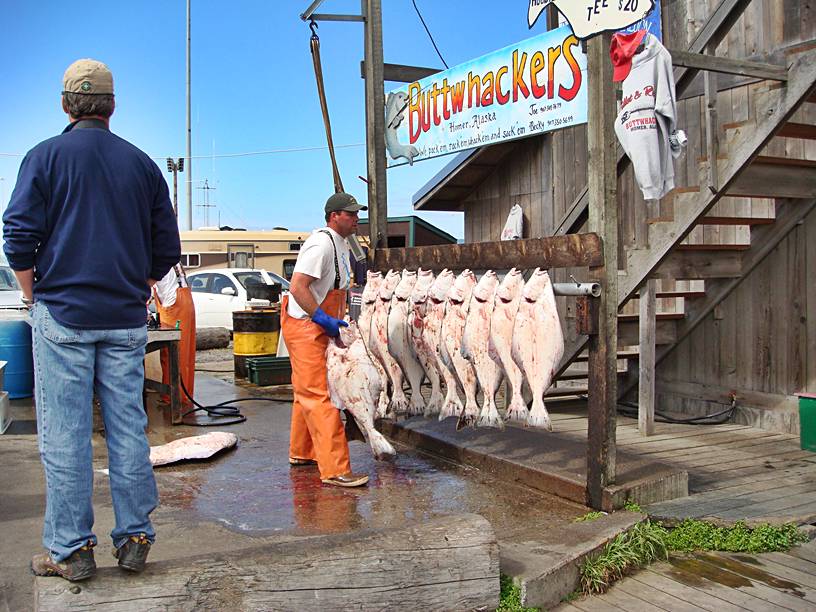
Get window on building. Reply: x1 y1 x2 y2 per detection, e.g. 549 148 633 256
181 253 200 268
283 259 297 280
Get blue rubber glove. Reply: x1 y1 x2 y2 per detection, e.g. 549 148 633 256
311 307 348 337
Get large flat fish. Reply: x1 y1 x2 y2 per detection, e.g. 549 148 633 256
490 268 527 423
388 269 426 415
423 269 456 419
326 322 396 459
150 432 237 466
440 269 478 425
462 270 504 429
358 270 389 416
512 268 564 430
369 269 408 417
407 269 441 416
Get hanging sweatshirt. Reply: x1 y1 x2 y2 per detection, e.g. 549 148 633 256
614 33 681 201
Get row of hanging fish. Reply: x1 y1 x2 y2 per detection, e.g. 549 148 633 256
326 266 565 452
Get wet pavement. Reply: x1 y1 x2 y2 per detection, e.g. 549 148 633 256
149 374 588 540
1 370 588 609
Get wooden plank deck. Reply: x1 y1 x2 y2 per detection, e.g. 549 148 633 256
553 540 816 612
546 408 816 524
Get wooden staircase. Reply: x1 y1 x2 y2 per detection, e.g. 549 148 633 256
549 49 816 402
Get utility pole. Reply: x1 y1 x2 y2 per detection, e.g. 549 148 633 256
362 0 387 251
195 179 216 227
166 157 184 219
186 0 193 231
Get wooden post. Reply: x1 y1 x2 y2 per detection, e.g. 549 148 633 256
586 32 618 509
703 44 720 193
639 279 656 436
362 0 388 252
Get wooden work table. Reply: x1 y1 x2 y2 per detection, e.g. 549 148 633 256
145 326 183 424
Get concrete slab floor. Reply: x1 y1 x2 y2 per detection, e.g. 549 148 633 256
1 373 591 610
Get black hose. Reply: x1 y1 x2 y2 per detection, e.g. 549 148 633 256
177 374 283 427
616 395 737 425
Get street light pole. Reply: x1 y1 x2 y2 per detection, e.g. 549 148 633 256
186 0 193 231
166 158 185 219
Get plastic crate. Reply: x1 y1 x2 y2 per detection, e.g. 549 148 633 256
247 356 292 387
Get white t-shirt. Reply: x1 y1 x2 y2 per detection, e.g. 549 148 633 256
287 227 352 319
153 264 188 308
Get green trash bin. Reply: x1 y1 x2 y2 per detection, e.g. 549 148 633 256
797 394 816 452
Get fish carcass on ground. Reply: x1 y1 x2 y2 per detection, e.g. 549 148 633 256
489 268 528 423
358 270 389 416
422 269 456 418
150 432 238 466
369 269 408 418
462 270 504 429
326 321 396 459
407 269 442 416
512 268 564 430
388 269 426 415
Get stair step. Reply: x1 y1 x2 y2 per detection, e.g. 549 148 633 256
652 250 743 280
618 312 685 322
630 290 707 299
777 122 816 140
676 243 750 251
545 387 588 398
574 350 639 363
752 155 816 168
558 369 628 381
618 318 677 345
698 216 774 226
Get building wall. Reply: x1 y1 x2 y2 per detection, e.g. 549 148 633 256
455 0 816 430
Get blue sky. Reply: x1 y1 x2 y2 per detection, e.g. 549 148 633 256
1 1 542 238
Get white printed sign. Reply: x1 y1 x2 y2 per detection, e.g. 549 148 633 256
529 0 655 40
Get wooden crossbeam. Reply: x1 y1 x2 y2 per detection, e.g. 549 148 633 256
669 50 788 81
371 232 603 272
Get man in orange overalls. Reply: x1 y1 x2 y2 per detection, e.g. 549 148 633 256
281 192 368 487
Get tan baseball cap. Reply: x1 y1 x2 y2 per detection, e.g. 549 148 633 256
63 59 114 95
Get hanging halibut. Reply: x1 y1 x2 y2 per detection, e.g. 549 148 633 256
462 271 504 429
512 268 564 430
388 269 426 416
358 270 389 417
369 269 408 417
326 322 396 460
489 268 528 423
407 268 442 416
423 269 457 417
439 269 478 425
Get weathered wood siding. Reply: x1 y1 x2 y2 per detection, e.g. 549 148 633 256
458 0 815 426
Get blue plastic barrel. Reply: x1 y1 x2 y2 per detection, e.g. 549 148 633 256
0 313 34 399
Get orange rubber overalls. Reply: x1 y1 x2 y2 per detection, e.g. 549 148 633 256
281 289 350 480
155 265 197 406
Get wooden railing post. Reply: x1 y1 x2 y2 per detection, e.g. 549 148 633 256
586 32 618 509
639 279 656 436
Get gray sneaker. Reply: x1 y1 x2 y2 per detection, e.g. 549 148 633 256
31 543 96 582
113 533 151 573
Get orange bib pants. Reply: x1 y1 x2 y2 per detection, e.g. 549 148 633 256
156 286 197 406
281 291 350 480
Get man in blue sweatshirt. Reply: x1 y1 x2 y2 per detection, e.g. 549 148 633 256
3 59 180 581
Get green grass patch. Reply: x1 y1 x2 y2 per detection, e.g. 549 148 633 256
497 574 539 612
578 512 807 595
580 519 668 594
665 519 808 553
574 511 605 522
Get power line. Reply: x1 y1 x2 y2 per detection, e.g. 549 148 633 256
0 142 366 161
411 0 448 69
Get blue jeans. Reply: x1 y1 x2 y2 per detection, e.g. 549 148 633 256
31 302 157 561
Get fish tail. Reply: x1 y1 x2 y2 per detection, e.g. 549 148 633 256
368 429 396 460
526 397 552 431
